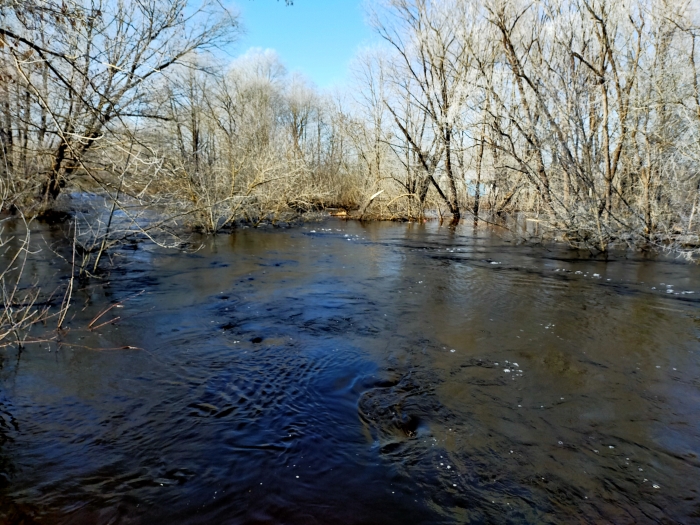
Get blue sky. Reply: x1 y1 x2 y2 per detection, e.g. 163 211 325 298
232 0 378 89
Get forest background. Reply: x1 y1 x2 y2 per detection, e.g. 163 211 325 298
1 0 700 260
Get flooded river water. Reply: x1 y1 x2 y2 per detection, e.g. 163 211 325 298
1 220 699 524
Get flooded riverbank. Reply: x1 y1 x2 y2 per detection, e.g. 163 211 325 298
1 220 699 524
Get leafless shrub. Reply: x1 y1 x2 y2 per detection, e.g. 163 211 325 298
0 216 52 348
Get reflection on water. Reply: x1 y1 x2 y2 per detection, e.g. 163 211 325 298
1 220 699 524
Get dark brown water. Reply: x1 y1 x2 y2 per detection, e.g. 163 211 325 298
1 220 700 524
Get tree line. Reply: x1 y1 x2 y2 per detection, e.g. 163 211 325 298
1 0 699 255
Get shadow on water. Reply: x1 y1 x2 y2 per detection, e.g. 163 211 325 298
1 219 700 524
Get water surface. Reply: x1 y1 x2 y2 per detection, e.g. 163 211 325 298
1 220 699 524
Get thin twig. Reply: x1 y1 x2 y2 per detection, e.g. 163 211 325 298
87 290 144 329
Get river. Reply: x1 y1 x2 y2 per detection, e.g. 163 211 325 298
1 219 699 524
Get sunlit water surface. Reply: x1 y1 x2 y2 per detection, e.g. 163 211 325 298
1 220 699 524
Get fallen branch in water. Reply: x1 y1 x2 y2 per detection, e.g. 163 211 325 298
57 341 143 351
0 336 57 349
88 289 144 329
90 317 121 330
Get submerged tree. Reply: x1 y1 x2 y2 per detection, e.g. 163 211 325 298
353 0 700 253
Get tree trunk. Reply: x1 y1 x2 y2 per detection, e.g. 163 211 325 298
444 128 460 221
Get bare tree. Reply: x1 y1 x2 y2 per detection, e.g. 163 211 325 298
0 0 239 208
370 0 473 221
